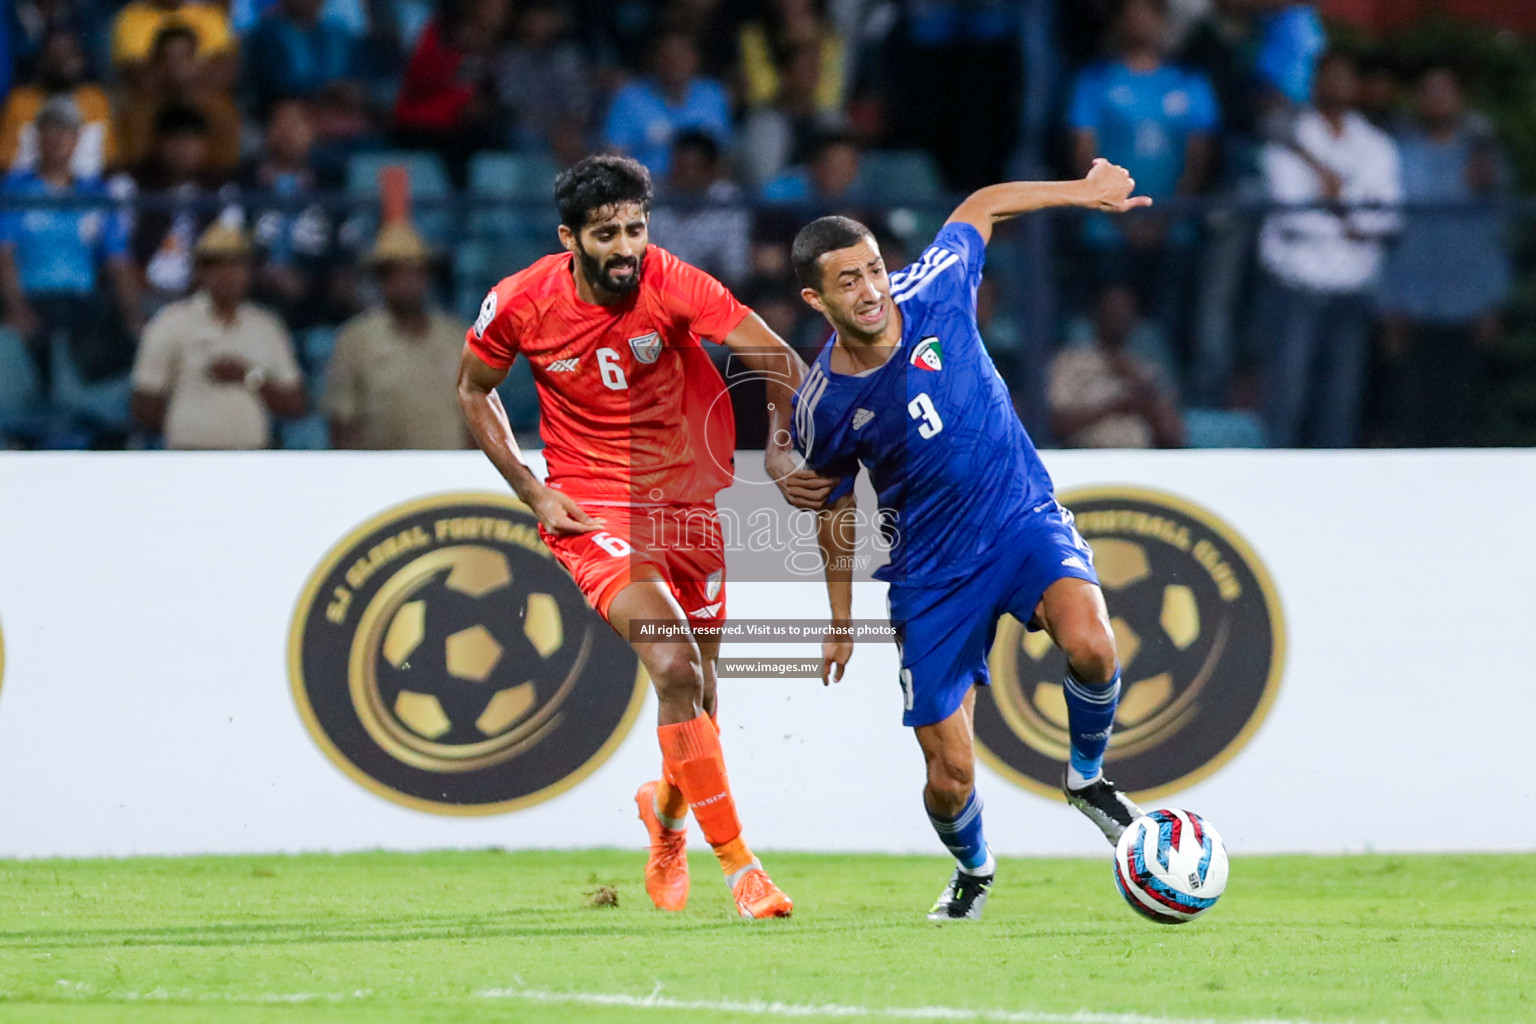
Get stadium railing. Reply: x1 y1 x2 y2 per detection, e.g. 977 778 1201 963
1 189 1532 449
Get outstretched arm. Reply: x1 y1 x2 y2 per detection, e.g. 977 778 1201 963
719 311 839 509
946 158 1152 245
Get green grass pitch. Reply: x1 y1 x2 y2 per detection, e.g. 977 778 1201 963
0 850 1530 1023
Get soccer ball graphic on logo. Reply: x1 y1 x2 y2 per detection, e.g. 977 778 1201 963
1113 809 1228 924
376 549 568 748
1014 536 1214 743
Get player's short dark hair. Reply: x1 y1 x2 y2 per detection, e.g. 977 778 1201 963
554 154 654 231
791 215 872 292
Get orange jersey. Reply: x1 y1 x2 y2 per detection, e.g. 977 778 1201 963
467 246 747 505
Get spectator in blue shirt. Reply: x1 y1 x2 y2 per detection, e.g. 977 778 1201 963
0 97 140 384
245 0 358 117
1070 0 1218 210
603 27 731 177
1378 66 1509 448
1256 2 1326 107
761 131 865 206
1069 0 1218 365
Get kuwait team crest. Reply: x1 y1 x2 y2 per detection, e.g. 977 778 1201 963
910 336 943 371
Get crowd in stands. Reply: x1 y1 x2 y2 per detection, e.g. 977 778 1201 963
0 0 1520 452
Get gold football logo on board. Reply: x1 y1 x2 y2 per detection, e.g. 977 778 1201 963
976 487 1286 801
289 493 646 814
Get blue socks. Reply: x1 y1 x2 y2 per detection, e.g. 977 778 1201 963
1064 667 1121 790
928 789 994 876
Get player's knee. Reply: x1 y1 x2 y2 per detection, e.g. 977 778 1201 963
1064 626 1119 686
648 645 704 705
926 752 974 805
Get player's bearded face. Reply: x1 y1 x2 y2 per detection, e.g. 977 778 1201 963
574 205 649 295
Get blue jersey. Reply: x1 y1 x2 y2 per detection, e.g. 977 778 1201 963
1068 61 1219 200
792 221 1056 586
0 170 128 294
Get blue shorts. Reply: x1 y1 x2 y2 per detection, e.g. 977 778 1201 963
887 502 1100 728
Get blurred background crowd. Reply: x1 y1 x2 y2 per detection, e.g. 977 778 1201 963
2 0 1535 452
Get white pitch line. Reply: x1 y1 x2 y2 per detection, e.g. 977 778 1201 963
45 980 1431 1024
475 985 1374 1024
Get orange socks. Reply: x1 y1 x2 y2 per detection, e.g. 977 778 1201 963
657 712 754 876
652 711 719 831
654 770 688 829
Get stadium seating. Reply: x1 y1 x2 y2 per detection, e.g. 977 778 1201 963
861 150 945 203
467 151 560 241
48 336 133 439
0 328 43 438
453 236 561 323
1183 408 1268 448
280 414 332 450
346 151 456 244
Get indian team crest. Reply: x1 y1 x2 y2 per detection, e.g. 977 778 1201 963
629 331 663 364
289 492 646 814
976 487 1286 801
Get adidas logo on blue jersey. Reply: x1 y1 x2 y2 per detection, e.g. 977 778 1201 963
852 409 875 431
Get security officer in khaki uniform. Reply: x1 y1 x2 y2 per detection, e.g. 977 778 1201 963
130 222 307 449
325 221 470 450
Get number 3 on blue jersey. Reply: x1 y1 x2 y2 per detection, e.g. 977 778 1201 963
908 392 944 438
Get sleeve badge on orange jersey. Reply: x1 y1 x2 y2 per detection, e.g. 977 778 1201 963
473 290 498 338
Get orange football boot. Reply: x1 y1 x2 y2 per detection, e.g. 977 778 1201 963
730 863 794 919
635 781 689 911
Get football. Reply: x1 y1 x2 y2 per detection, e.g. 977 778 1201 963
1113 809 1228 924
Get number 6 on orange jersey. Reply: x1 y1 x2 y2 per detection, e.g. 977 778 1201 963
592 530 633 557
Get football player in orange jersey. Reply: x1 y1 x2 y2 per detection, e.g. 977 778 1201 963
458 155 834 919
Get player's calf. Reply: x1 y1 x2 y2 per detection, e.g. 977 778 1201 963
1042 586 1143 843
923 745 974 818
646 642 708 722
1048 603 1121 789
917 712 995 919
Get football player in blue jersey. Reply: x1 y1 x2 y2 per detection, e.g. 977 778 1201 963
791 159 1152 921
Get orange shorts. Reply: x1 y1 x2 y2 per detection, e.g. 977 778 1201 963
539 502 727 628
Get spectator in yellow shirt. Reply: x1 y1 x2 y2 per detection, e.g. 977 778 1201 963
117 25 243 173
737 1 846 114
111 0 237 90
0 29 118 177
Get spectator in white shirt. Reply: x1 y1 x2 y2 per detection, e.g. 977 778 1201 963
1258 49 1401 448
